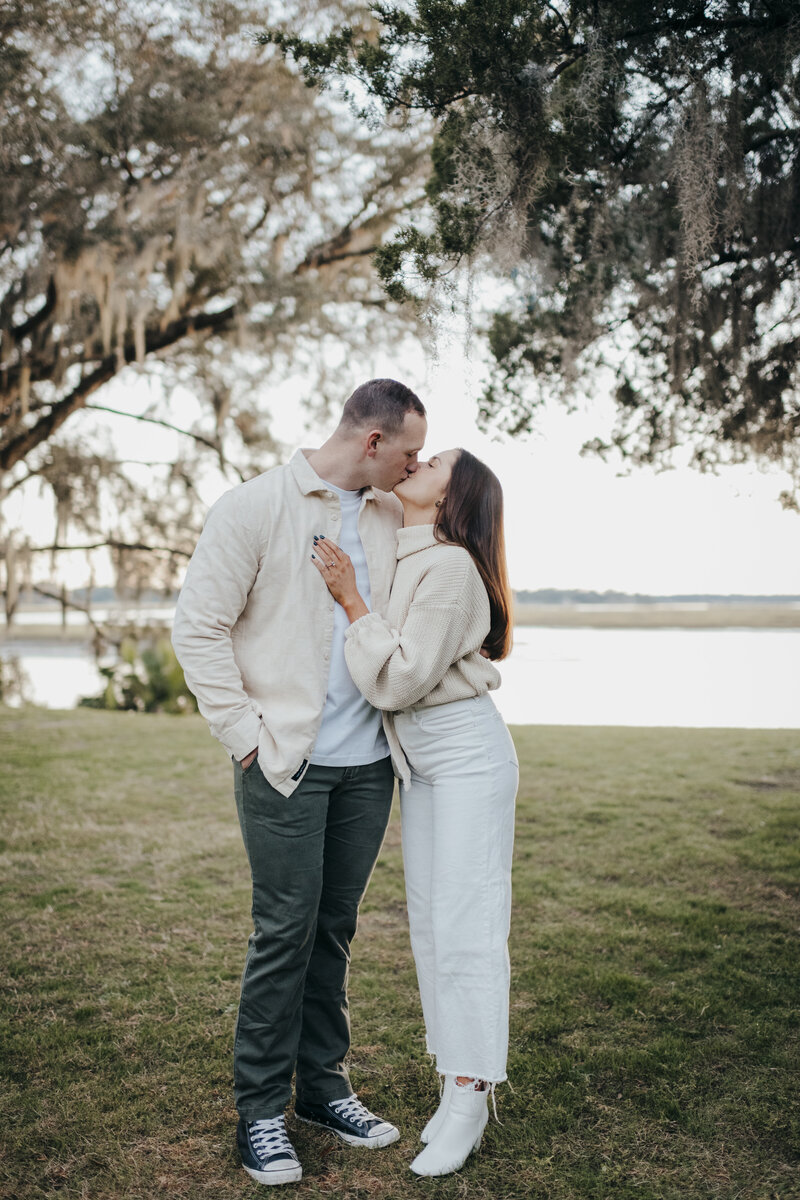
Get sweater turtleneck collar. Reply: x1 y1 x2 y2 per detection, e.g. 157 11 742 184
396 523 440 560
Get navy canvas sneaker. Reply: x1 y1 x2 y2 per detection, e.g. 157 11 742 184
237 1115 303 1186
294 1093 400 1148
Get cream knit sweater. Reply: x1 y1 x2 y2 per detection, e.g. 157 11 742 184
344 523 501 785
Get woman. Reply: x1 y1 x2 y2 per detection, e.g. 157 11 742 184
310 448 517 1177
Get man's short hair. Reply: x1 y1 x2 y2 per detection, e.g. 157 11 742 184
339 379 426 438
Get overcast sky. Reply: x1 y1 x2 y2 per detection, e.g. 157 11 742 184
269 336 800 596
13 335 800 596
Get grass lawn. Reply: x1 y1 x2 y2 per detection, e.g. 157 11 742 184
1 708 798 1199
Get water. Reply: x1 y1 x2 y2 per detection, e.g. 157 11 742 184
7 604 175 628
495 626 800 727
2 624 799 728
0 639 107 710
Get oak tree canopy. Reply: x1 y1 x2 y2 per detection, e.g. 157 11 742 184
267 0 800 501
1 0 425 614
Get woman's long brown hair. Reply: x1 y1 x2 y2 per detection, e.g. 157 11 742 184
434 449 513 660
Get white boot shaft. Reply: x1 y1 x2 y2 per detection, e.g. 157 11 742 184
410 1082 489 1177
420 1073 455 1144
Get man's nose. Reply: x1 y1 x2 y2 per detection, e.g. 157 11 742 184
406 460 420 474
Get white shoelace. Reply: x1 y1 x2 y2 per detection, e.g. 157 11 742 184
249 1115 297 1161
330 1093 379 1128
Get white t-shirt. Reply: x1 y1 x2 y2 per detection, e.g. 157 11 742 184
310 483 391 767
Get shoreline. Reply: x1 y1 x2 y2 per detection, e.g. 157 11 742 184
3 604 800 644
512 603 800 629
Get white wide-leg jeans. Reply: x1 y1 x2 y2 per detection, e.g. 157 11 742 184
395 693 518 1083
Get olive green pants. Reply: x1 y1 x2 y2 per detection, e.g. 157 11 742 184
232 755 394 1119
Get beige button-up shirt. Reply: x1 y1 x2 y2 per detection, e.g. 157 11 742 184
172 449 402 796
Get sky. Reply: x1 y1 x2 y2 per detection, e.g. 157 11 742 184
12 330 800 597
265 334 800 597
9 16 799 600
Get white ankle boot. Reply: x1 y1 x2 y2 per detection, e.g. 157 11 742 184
420 1074 454 1144
410 1080 489 1177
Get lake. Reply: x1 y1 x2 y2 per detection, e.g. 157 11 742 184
2 623 799 727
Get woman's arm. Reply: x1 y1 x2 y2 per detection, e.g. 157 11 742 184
312 535 486 710
344 599 475 710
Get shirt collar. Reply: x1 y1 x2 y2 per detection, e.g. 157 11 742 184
289 448 378 501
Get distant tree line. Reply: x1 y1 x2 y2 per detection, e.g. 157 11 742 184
14 585 800 608
516 589 800 605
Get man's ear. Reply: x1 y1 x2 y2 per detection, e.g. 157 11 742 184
365 429 382 457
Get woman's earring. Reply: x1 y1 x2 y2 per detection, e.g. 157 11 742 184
435 499 442 508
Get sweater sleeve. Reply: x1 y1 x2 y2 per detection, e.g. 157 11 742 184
171 489 266 760
344 557 483 710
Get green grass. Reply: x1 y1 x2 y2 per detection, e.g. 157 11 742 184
1 709 798 1199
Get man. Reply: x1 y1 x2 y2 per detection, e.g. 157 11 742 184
172 379 427 1186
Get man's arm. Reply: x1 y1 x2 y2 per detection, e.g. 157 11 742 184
172 489 266 762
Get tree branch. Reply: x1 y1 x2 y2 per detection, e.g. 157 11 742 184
295 244 378 273
7 277 58 341
544 1 572 42
292 171 423 274
30 584 108 641
618 11 790 43
611 80 694 165
26 584 150 650
1 468 39 497
84 404 230 458
28 540 192 557
246 200 272 239
747 128 800 150
0 303 237 472
552 8 790 81
551 45 589 79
